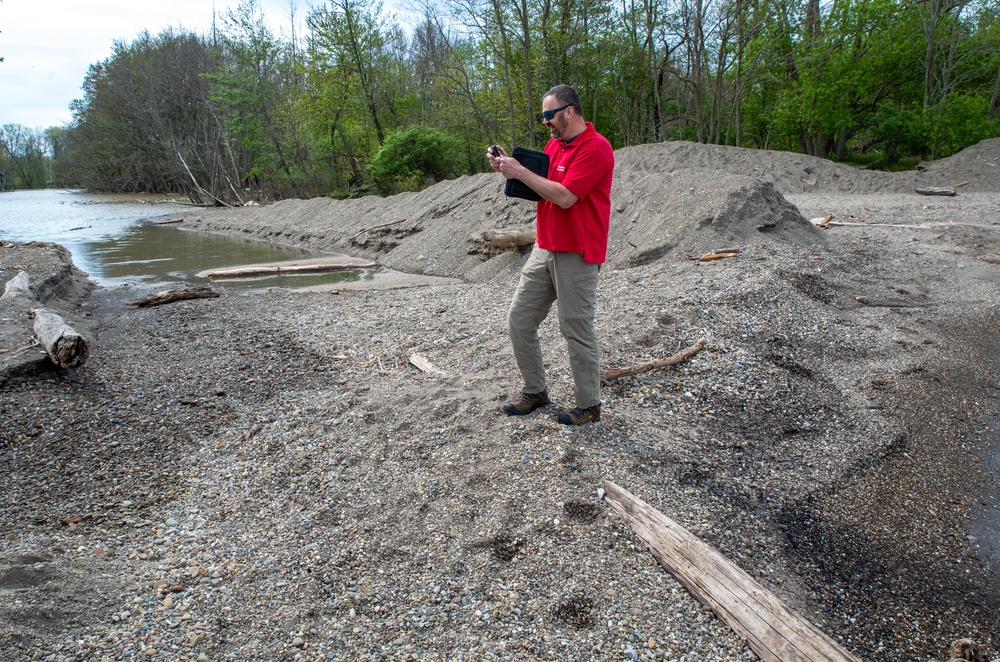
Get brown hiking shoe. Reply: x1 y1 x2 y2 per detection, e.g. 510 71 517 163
557 405 601 425
502 390 550 416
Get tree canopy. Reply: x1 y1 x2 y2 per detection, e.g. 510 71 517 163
6 0 997 198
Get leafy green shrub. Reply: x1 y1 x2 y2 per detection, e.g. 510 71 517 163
933 95 1000 158
367 126 463 194
869 103 928 168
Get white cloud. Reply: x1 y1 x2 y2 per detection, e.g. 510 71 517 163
0 0 313 129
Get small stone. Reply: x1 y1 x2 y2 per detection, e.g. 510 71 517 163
165 518 179 527
292 636 305 648
144 648 157 657
163 596 173 608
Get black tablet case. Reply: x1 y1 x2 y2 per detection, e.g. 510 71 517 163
504 147 550 201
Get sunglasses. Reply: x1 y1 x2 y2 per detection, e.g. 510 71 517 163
541 104 571 121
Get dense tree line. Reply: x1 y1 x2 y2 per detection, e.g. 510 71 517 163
5 0 998 199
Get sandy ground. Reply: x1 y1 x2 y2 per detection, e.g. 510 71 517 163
1 140 998 662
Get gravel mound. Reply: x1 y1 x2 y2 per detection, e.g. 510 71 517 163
614 137 1000 194
920 138 1000 192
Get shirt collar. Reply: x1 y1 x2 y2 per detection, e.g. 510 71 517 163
560 122 594 146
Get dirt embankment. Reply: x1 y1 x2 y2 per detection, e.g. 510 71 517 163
1 139 998 662
0 241 93 384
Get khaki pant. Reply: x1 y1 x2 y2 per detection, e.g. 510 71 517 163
507 247 601 408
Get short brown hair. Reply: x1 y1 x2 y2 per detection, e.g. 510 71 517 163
543 85 582 115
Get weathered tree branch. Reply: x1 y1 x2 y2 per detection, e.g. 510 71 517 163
915 187 956 196
602 338 706 384
126 287 220 307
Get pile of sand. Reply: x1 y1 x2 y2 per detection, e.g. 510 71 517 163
614 137 1000 194
175 138 998 282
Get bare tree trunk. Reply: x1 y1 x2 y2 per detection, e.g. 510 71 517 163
689 0 707 143
733 1 744 147
990 64 1000 121
489 0 519 147
517 0 537 148
340 0 385 144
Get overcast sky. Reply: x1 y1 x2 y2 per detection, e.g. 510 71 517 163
0 0 414 131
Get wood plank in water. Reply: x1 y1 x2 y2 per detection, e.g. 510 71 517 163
197 256 377 279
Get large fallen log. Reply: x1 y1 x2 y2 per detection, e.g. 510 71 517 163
482 227 537 250
1 270 32 301
198 257 377 279
126 286 220 307
602 338 705 384
602 480 861 662
32 308 90 369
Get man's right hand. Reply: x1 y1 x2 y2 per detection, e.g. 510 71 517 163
487 145 507 172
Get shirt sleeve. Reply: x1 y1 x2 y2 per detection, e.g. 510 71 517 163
560 139 613 202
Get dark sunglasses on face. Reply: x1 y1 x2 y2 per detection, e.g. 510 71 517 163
541 104 571 121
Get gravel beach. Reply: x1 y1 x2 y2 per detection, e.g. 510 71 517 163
1 140 998 662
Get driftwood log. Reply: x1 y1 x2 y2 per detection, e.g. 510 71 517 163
126 286 220 307
481 227 537 250
698 252 738 262
201 259 376 279
810 214 835 227
1 270 32 301
915 187 957 196
602 338 705 384
409 353 451 377
602 480 861 662
32 308 90 369
947 638 989 662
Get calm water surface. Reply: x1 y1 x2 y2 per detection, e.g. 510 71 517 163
0 189 361 289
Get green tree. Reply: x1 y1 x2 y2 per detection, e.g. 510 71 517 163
0 123 48 189
209 0 309 199
44 127 76 187
368 125 463 193
67 29 226 198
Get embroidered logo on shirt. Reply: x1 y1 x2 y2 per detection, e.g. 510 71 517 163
556 166 567 172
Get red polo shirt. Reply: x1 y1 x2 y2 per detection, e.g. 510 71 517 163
536 122 615 264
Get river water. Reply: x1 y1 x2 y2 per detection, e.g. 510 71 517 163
0 189 361 289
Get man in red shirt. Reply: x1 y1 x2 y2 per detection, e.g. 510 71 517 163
487 84 615 425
